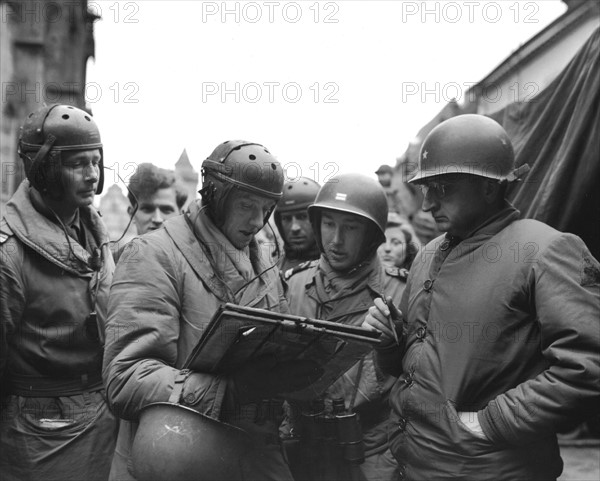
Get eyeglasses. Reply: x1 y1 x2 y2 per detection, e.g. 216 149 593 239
419 181 453 199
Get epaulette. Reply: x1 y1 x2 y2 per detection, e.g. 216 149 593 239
284 260 318 281
0 219 14 245
385 266 409 281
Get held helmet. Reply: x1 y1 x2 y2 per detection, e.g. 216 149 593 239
18 104 104 196
410 114 522 184
131 402 250 481
201 140 284 226
273 177 321 235
308 173 388 253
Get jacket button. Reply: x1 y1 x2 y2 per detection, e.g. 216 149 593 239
440 240 450 251
423 279 433 291
397 417 407 432
416 327 426 340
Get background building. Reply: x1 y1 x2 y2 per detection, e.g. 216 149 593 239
394 0 600 256
0 0 99 210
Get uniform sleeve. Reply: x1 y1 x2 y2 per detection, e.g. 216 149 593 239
479 233 600 445
102 237 225 421
0 238 25 381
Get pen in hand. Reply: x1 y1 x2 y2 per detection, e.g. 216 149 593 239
380 295 400 346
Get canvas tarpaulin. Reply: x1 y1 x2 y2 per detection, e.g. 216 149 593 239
492 27 600 259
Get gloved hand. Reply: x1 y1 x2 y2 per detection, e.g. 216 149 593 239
232 355 323 402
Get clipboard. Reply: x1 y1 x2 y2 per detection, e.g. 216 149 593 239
183 303 381 401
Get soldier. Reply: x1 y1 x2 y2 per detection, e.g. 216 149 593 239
126 163 188 235
112 163 189 264
274 177 321 274
375 164 403 215
0 105 117 480
103 141 313 481
363 115 600 480
285 173 405 481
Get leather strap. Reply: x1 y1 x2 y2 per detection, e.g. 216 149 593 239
168 369 192 404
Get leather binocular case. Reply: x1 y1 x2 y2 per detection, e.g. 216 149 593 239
335 412 365 464
300 399 365 465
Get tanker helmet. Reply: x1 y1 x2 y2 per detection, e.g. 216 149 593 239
274 177 320 234
201 140 284 226
18 104 104 196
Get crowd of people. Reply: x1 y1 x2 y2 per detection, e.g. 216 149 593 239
1 104 598 481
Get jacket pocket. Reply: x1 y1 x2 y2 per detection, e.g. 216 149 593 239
444 399 496 456
17 393 106 436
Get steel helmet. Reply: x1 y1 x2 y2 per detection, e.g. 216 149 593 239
409 114 518 183
308 173 388 251
131 402 250 481
201 140 284 226
274 177 320 233
18 104 104 196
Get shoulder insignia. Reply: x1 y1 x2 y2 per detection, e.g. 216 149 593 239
581 256 600 287
284 260 317 281
385 266 409 281
0 219 14 245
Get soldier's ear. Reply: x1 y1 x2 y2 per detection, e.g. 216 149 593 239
482 179 502 205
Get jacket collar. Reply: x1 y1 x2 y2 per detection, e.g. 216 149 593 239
299 254 384 322
4 180 108 274
463 203 521 244
165 200 278 305
304 253 385 300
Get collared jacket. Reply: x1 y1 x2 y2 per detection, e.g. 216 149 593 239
286 255 407 457
103 201 293 481
0 180 116 481
377 206 600 480
278 243 321 275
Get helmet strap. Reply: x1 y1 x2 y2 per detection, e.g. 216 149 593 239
28 134 56 187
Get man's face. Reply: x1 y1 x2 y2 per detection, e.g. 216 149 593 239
130 187 179 234
221 190 276 249
280 209 316 251
59 149 101 209
320 210 369 272
378 226 407 268
377 172 392 187
419 174 489 239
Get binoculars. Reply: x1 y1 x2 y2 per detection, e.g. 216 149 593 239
300 398 365 465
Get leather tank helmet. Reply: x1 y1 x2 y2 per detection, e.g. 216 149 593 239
201 140 284 227
18 104 104 198
273 177 321 239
